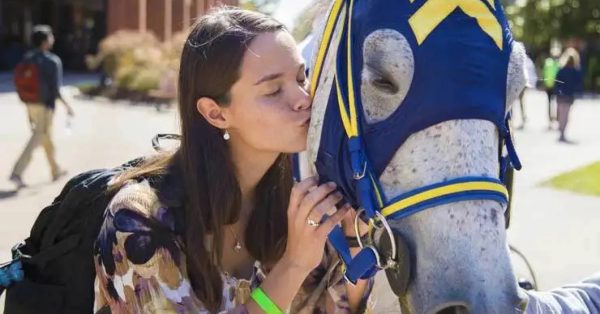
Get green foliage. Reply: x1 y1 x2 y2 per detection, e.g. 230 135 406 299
504 0 600 47
503 0 600 91
585 54 600 91
86 30 186 96
239 0 281 15
292 6 315 41
291 0 331 42
128 67 163 93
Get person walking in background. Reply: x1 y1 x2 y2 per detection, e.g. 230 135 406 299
9 25 74 189
555 48 583 143
516 54 538 129
543 47 561 129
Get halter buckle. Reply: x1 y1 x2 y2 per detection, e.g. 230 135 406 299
353 162 367 180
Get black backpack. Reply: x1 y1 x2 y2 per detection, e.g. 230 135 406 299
0 134 180 314
0 157 147 314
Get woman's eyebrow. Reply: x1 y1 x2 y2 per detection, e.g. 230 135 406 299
254 73 283 85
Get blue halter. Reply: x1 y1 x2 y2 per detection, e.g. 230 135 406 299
309 0 522 284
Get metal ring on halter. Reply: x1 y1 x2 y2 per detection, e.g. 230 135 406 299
353 208 366 248
365 245 383 269
368 212 397 269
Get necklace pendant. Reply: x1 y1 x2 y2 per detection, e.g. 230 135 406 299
234 241 242 252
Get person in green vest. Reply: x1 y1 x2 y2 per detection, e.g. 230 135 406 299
555 48 583 143
543 47 561 129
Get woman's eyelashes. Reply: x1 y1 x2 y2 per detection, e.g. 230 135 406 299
266 87 282 97
264 76 307 98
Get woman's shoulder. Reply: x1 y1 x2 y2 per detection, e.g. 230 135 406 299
96 179 183 261
107 179 164 219
94 179 193 312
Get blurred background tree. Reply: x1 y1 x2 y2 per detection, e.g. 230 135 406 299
503 0 599 48
502 0 600 91
290 0 330 41
292 2 320 41
239 0 282 15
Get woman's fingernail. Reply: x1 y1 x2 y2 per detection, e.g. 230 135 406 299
328 182 337 188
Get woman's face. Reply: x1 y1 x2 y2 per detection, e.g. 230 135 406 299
225 30 311 154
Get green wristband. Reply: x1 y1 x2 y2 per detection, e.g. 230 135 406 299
250 287 283 314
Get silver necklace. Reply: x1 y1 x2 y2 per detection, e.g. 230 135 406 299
228 226 242 253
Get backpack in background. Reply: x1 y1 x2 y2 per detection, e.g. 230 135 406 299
14 56 41 103
1 158 144 314
0 134 180 314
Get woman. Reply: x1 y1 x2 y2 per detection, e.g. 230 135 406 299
555 48 583 143
93 8 371 314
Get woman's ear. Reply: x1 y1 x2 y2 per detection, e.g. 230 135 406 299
196 97 230 129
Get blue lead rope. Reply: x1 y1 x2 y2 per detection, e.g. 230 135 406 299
328 225 380 284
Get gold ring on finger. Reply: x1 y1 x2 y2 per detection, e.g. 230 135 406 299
306 218 320 227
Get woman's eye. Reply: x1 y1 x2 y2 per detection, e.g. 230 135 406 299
266 88 281 97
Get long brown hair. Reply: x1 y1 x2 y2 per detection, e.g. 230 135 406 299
113 7 291 312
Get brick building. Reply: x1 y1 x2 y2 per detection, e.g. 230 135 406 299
0 0 238 70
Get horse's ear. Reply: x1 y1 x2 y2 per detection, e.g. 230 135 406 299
196 97 229 129
505 41 527 113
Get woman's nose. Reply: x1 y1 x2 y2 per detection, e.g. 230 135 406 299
292 86 312 111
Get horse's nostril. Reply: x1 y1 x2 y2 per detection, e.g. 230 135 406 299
436 305 469 314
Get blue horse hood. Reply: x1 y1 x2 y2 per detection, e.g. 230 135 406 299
314 0 517 207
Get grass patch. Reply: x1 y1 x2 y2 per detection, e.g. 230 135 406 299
542 161 600 196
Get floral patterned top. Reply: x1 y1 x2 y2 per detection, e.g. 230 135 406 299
93 179 373 313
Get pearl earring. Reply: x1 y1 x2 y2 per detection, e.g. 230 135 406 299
223 130 231 141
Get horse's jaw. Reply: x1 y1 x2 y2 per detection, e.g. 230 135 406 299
395 202 524 314
393 202 522 314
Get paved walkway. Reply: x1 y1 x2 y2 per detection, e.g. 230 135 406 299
507 91 600 290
